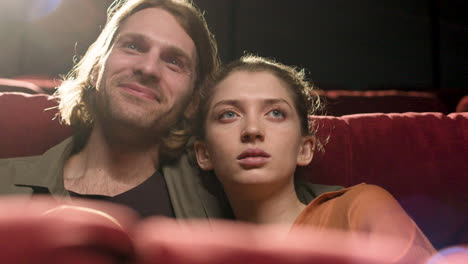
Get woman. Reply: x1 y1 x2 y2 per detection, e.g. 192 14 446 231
193 55 435 259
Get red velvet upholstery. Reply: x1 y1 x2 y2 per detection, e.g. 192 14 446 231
298 112 468 248
0 78 45 94
318 90 448 115
0 196 432 264
456 95 468 112
0 92 466 250
132 218 426 264
0 92 71 158
0 196 137 264
14 75 62 95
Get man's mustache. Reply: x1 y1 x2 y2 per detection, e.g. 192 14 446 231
110 75 165 102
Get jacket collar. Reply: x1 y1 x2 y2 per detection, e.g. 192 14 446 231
14 137 74 197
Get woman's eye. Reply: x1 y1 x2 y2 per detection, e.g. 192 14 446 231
219 111 238 120
268 109 285 118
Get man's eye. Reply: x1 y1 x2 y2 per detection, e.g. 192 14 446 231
162 55 188 72
268 109 285 118
168 58 180 65
123 42 140 52
165 57 184 68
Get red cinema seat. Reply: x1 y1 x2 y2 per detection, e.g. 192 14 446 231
0 78 44 94
318 90 448 115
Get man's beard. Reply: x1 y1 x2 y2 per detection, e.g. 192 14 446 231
93 75 169 146
90 63 193 148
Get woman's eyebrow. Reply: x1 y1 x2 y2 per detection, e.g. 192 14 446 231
211 98 292 109
263 98 294 110
212 99 241 109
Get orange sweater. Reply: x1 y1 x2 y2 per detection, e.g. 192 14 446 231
293 183 436 262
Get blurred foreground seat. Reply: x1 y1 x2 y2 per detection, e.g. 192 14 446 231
455 95 468 112
0 196 442 264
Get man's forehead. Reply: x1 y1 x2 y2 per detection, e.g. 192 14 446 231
120 9 194 48
117 7 197 67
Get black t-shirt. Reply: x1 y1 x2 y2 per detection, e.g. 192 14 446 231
68 171 175 218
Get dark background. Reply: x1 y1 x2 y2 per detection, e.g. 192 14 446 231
0 0 466 92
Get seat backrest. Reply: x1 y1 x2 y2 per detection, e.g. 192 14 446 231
298 112 467 248
317 89 448 115
456 95 468 112
0 92 71 158
0 78 45 94
14 75 62 95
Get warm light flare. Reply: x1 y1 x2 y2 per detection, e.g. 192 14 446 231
26 0 62 21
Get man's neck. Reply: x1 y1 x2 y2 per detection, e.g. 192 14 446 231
63 124 160 196
225 180 306 227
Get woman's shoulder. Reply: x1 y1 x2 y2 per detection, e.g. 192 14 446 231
338 183 400 208
299 183 401 220
308 183 392 202
345 183 394 198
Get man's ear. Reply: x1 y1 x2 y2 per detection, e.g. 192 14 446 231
184 93 199 119
297 136 314 166
90 64 101 87
194 140 213 171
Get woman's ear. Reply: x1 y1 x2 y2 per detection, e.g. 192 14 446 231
297 136 314 166
194 140 213 171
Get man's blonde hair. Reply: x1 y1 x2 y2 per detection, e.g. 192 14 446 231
55 0 219 162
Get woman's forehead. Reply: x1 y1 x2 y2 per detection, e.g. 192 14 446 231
213 70 292 99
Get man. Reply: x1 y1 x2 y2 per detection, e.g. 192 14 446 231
0 0 235 218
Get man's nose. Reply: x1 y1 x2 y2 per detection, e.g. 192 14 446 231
133 52 162 80
241 117 265 143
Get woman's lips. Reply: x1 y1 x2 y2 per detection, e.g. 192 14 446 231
238 157 270 168
237 148 271 169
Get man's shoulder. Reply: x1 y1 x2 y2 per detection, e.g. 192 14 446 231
0 137 73 172
0 154 42 163
0 155 42 194
0 155 42 174
0 137 73 195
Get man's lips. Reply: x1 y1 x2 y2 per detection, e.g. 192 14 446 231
237 148 271 168
120 82 160 102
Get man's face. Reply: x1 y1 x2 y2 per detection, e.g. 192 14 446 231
94 7 197 135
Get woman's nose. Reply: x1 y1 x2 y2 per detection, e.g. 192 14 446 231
241 117 265 143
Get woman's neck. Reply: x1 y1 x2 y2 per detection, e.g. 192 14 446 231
225 180 306 227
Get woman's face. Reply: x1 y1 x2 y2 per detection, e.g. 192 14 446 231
195 70 313 192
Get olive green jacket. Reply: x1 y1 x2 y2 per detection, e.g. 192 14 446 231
0 137 343 219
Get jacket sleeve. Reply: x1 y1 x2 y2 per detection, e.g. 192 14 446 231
347 184 436 262
162 151 233 219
